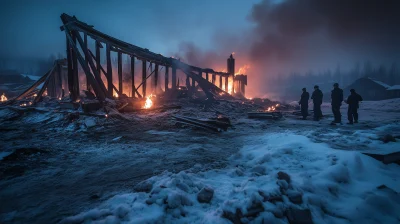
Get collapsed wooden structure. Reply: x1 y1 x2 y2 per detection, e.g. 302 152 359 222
58 13 246 102
2 13 248 106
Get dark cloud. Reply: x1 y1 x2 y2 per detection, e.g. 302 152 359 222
249 0 400 61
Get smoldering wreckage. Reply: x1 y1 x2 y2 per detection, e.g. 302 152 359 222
0 14 290 133
1 14 400 224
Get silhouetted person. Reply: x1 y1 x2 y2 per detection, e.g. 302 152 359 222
345 89 363 124
299 88 309 119
331 83 343 124
311 85 323 121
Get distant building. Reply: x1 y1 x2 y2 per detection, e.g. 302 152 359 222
343 77 390 101
387 85 400 98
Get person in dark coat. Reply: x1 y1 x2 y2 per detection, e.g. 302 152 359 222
345 89 363 124
311 85 323 121
331 83 344 124
299 88 309 119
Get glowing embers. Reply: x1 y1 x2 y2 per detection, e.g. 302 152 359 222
266 104 280 112
143 94 155 109
1 93 7 102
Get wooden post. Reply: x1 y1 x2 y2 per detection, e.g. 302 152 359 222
64 30 106 101
164 66 169 91
95 41 101 84
84 33 90 91
172 66 177 90
72 32 79 100
212 73 216 84
66 35 73 97
154 64 159 89
106 44 113 97
142 60 146 97
219 75 222 89
206 72 209 82
118 52 123 94
74 31 108 95
131 56 135 98
225 76 228 92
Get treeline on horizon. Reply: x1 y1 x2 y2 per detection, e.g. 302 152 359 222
270 62 400 90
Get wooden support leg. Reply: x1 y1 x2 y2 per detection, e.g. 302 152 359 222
142 60 146 97
74 31 108 95
95 41 101 84
219 75 222 89
118 52 123 94
212 74 216 84
206 72 209 82
84 33 90 91
154 64 159 90
225 76 228 92
131 56 135 98
106 44 113 97
66 36 73 96
172 66 177 90
72 33 79 100
164 66 169 91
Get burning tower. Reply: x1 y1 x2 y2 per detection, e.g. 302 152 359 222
227 54 247 97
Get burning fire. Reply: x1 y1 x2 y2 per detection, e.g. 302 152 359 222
235 65 250 75
143 94 155 109
114 93 119 98
1 93 7 102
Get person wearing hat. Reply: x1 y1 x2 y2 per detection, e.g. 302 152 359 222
331 83 343 124
311 85 323 121
298 87 310 119
345 89 363 124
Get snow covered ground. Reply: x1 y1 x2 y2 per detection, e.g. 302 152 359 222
1 99 400 223
59 131 400 224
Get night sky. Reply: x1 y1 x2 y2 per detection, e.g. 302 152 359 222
1 0 399 97
0 0 258 59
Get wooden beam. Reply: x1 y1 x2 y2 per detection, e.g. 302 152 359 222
225 76 228 92
66 33 73 97
212 73 216 84
219 75 222 89
10 66 53 103
172 66 177 90
87 49 121 95
165 66 169 91
64 29 106 101
84 33 90 91
206 72 209 82
71 32 79 100
74 31 108 95
131 56 135 98
33 66 56 104
142 60 146 97
118 52 123 94
95 40 101 84
106 43 113 97
154 64 159 89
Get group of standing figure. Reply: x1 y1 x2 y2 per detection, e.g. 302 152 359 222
299 83 363 124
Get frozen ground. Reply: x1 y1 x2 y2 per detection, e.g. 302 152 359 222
0 99 399 223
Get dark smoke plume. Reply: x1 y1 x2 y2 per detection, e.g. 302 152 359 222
249 0 400 62
173 0 400 98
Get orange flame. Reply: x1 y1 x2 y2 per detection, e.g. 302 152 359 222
1 93 7 102
143 94 155 109
235 65 250 75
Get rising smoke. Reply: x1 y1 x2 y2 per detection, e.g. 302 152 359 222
177 0 400 97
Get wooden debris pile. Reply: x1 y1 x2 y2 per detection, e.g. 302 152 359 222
172 115 231 132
